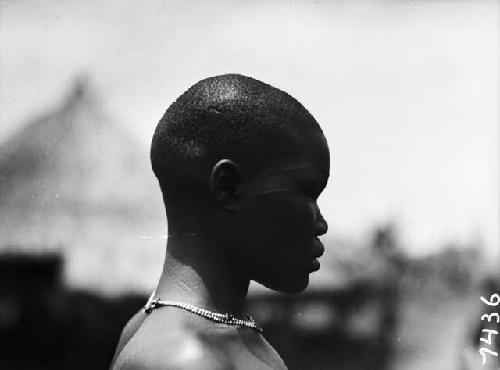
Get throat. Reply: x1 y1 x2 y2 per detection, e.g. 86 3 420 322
154 239 250 318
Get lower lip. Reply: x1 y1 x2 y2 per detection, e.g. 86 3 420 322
309 258 320 272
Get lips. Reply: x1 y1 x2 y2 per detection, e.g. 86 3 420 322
309 258 321 272
308 238 324 272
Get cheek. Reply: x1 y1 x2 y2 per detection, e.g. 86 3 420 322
253 195 316 251
236 195 316 260
275 196 316 239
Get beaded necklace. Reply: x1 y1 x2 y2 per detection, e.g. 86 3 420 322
143 295 263 333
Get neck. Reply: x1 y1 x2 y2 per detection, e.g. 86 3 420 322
154 236 250 317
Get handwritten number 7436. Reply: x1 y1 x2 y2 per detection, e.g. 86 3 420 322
478 293 500 366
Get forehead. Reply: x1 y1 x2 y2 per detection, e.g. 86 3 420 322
267 133 329 172
250 133 330 183
292 134 329 171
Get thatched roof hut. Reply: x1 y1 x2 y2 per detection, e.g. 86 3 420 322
0 79 166 293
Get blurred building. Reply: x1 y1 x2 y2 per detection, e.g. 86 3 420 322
0 252 145 370
0 78 165 293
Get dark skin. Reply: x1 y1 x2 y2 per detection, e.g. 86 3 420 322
111 132 330 370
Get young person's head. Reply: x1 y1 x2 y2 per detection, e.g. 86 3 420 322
151 74 330 293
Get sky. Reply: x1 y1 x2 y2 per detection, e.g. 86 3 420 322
0 0 498 261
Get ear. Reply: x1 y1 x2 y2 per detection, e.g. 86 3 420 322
209 159 241 211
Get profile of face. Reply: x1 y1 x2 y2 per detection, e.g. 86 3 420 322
217 133 330 293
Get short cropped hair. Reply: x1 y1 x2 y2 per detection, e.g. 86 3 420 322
151 74 321 191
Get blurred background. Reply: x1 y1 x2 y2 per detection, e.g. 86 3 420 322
0 0 498 369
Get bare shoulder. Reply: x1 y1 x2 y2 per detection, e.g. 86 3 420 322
114 342 226 370
111 310 147 366
112 311 231 370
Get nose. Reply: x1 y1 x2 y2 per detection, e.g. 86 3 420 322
315 207 328 237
